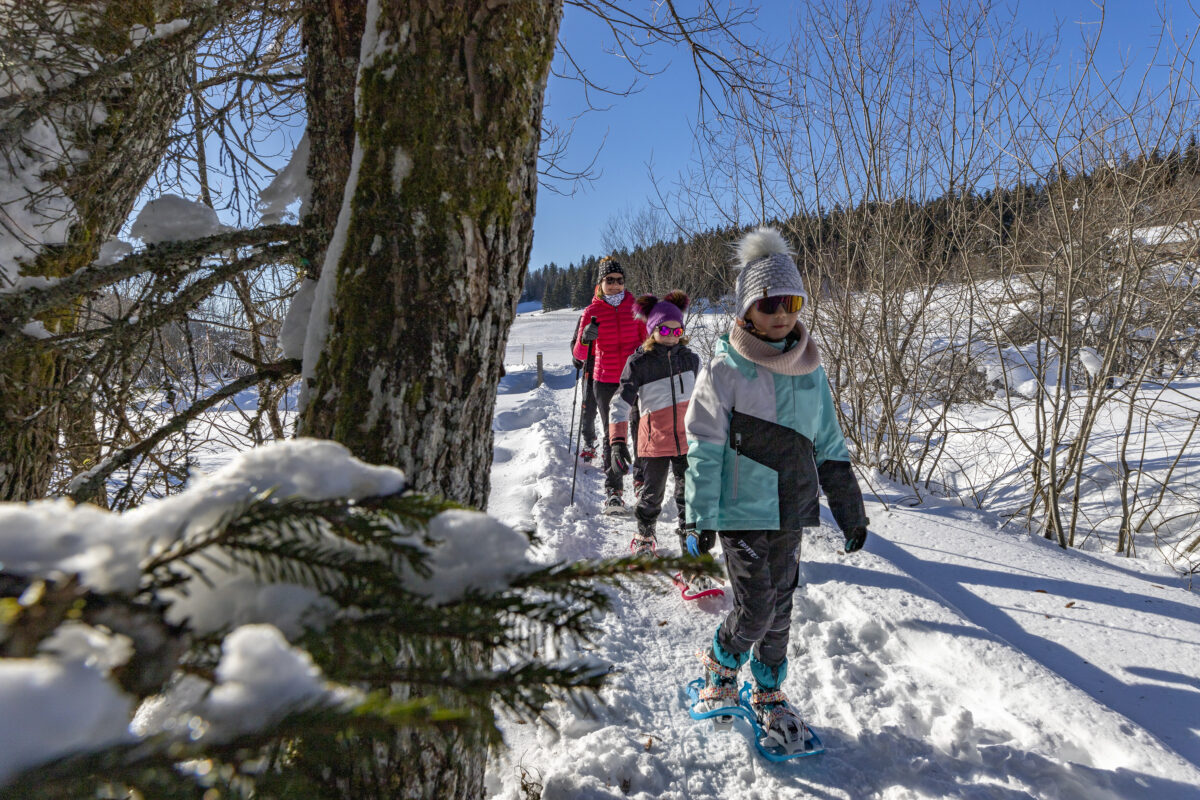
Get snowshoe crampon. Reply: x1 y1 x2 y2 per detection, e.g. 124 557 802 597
672 572 725 600
629 535 657 557
740 684 824 761
601 491 628 516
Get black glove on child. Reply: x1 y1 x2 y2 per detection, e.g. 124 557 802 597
843 526 868 554
572 357 585 370
611 440 631 473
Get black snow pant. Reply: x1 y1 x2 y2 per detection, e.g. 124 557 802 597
594 380 642 492
635 454 687 531
716 529 803 668
580 375 598 447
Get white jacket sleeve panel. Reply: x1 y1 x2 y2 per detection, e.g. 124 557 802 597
684 358 732 529
684 358 733 446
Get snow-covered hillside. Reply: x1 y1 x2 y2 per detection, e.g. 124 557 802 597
485 308 1200 800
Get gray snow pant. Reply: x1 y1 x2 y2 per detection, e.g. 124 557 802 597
716 529 803 668
635 454 686 530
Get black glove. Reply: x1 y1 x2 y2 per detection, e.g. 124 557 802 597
610 440 631 473
843 526 868 554
581 317 600 344
572 357 584 370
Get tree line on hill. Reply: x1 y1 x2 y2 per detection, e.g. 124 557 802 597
528 134 1200 317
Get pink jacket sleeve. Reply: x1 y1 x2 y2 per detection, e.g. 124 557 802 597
572 311 591 363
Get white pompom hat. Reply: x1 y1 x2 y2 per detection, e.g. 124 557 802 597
733 227 807 320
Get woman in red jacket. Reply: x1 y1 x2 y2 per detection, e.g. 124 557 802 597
572 257 648 513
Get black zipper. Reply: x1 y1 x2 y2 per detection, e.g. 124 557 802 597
732 405 741 500
667 349 681 455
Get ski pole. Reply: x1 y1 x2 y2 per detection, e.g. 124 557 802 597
570 318 600 505
568 361 580 455
568 350 589 505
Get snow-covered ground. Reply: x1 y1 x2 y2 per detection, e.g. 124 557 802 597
485 307 1200 800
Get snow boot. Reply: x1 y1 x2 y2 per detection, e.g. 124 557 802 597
748 658 815 755
579 442 597 462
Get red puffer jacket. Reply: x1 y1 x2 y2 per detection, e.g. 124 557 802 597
571 293 648 383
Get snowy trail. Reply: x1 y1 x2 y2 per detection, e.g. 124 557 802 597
486 354 1200 800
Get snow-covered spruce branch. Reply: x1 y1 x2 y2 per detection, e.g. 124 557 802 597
66 358 300 504
1 695 470 800
0 223 299 342
136 491 452 599
0 440 709 795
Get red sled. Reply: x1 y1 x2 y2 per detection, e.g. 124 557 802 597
672 572 725 601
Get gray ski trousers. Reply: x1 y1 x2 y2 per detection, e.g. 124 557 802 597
716 529 803 668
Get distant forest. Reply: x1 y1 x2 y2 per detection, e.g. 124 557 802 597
523 135 1200 312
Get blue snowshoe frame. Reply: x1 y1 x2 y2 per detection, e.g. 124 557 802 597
738 683 824 761
685 677 750 722
684 678 825 762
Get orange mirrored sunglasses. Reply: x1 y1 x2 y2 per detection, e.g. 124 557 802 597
754 294 804 314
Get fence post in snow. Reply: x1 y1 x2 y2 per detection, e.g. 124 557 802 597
536 352 543 386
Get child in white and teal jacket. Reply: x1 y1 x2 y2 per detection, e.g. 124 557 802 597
683 227 869 753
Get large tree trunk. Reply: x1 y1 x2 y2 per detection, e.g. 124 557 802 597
0 4 225 500
300 0 367 275
296 3 562 797
299 1 562 509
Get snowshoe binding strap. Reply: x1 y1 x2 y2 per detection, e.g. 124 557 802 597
696 649 739 680
749 689 787 706
698 684 739 704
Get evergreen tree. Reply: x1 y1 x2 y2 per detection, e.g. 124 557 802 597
542 269 562 311
1185 133 1199 173
571 265 595 308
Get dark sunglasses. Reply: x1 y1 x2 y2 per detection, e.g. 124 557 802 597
657 325 684 336
754 294 804 314
603 275 625 285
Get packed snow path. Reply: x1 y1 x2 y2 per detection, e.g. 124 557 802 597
486 338 1200 799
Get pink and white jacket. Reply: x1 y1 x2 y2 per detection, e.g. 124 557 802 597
609 342 700 458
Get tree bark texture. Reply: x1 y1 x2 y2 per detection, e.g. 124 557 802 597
300 1 563 511
300 0 367 277
0 3 222 500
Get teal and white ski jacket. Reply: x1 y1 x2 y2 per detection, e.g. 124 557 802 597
684 329 867 533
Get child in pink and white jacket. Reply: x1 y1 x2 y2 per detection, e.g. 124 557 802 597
608 292 710 572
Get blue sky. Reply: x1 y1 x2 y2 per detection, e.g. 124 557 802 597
530 1 1196 273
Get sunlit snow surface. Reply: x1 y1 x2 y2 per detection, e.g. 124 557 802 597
485 307 1200 800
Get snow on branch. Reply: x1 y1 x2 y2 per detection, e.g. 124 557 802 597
0 222 299 327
